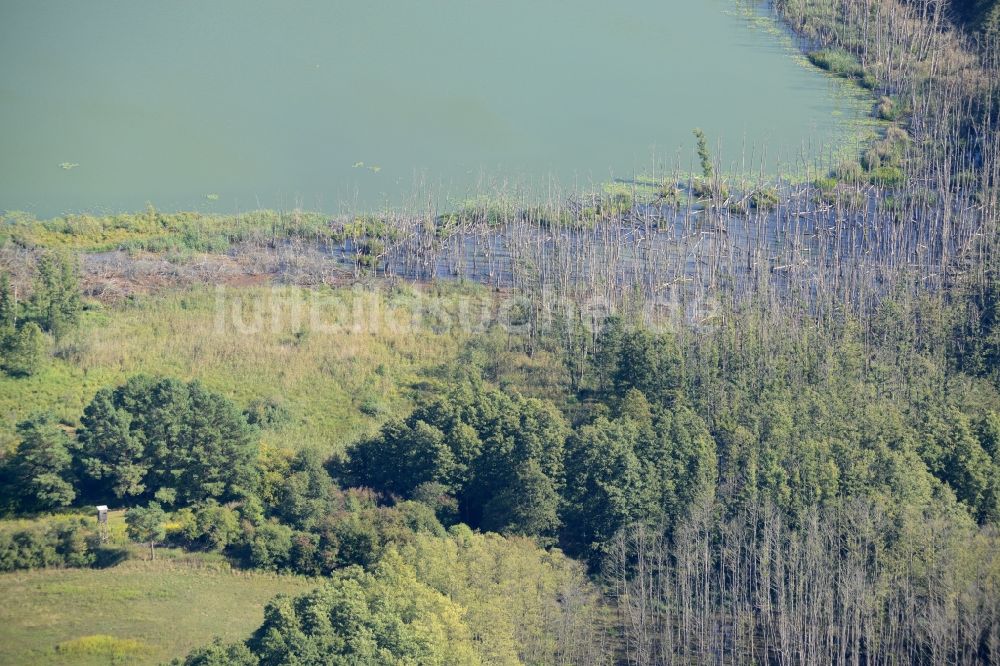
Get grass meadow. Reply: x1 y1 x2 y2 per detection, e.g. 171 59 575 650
0 282 487 453
0 558 314 665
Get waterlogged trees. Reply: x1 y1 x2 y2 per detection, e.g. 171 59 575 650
609 497 1000 665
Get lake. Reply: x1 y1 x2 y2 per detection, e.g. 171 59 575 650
0 0 868 217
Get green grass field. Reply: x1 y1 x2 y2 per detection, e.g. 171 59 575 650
0 282 485 453
0 558 315 665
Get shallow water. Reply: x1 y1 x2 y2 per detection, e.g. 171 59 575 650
0 0 866 217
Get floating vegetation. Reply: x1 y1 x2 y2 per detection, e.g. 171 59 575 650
58 162 79 170
205 193 220 201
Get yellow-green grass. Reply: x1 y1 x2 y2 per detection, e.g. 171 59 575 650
0 559 315 665
1 508 127 543
0 209 334 252
0 282 484 453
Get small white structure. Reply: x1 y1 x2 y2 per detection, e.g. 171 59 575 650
96 505 109 543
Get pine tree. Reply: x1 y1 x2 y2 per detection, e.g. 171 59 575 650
29 252 81 339
0 273 16 329
2 322 46 377
11 413 76 511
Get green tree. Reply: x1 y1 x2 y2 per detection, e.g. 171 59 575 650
921 406 992 517
246 552 478 665
75 376 257 506
613 329 683 405
182 638 257 666
126 501 166 560
179 382 257 503
593 315 626 393
274 449 338 531
191 502 241 552
0 273 17 328
481 459 560 542
2 322 47 377
346 419 455 497
248 521 295 571
76 388 146 500
562 417 651 565
346 382 567 536
659 405 717 513
693 127 714 179
29 251 81 339
10 413 76 511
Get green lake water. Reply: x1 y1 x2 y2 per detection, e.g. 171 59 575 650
0 1 868 217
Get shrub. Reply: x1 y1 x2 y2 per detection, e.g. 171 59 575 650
0 518 95 572
869 166 906 187
807 49 875 88
243 397 291 430
877 96 903 121
750 187 781 210
247 521 294 571
832 160 864 183
814 176 839 193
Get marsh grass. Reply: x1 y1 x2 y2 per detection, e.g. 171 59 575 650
0 284 481 451
807 48 877 88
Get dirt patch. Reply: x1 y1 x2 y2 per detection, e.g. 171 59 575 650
80 242 357 302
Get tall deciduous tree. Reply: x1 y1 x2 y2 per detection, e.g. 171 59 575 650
563 416 650 565
248 552 477 665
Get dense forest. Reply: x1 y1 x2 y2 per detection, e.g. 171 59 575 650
1 0 999 664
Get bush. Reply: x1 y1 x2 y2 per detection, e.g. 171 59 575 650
814 176 839 193
750 187 780 210
0 517 95 572
876 96 907 121
56 635 150 660
174 502 241 552
243 397 291 430
832 161 864 183
807 49 876 88
247 521 294 571
869 166 906 187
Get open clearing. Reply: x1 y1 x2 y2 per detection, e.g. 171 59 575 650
0 557 314 665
